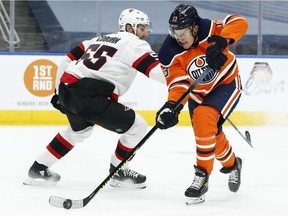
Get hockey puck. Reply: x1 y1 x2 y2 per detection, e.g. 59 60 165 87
63 199 72 209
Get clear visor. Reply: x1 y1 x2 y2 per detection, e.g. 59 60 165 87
169 27 191 39
148 21 153 33
137 22 153 33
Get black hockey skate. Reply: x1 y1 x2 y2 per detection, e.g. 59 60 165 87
109 164 146 189
23 161 61 186
185 165 209 205
220 157 242 192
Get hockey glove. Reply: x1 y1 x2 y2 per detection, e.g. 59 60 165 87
206 35 228 71
50 93 65 114
156 101 183 130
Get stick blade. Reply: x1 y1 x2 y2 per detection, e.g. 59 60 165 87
49 196 84 209
245 130 253 148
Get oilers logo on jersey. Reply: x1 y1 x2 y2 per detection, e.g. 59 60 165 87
187 56 217 84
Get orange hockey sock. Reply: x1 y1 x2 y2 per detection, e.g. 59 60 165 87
215 131 235 168
192 105 220 175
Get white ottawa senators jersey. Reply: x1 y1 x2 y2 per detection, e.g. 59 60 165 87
61 32 161 97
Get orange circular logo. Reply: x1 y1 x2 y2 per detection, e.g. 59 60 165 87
24 59 58 97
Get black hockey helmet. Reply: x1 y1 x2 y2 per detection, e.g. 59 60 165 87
169 4 199 31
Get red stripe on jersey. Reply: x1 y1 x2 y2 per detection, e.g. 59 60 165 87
132 52 150 69
111 93 119 102
66 43 85 60
66 52 76 61
79 43 85 51
60 71 80 84
146 60 160 77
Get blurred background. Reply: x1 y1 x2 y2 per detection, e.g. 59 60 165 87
1 0 288 55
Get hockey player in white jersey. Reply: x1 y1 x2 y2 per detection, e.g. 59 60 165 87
23 8 165 188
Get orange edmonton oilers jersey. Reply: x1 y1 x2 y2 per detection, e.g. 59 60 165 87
158 15 248 105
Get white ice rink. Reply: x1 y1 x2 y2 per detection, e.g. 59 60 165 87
1 125 288 216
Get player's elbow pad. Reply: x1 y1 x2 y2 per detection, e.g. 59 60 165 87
149 66 166 85
55 56 72 93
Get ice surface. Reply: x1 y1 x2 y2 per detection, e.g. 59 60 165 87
1 125 288 215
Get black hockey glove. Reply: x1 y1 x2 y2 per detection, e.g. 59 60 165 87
50 93 65 114
156 101 183 130
206 35 228 71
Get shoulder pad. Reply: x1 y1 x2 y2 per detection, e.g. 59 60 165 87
158 35 185 66
197 17 212 42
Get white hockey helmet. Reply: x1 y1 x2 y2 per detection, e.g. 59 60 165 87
119 8 152 34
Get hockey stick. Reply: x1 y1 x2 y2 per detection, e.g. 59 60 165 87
226 118 253 148
49 66 214 210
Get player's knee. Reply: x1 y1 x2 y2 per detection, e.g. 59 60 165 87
60 125 94 144
120 113 147 147
128 113 148 137
192 105 219 136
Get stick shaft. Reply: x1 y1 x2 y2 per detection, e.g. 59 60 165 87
82 66 213 206
226 118 253 147
50 66 214 209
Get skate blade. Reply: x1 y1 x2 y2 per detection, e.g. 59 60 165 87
185 194 205 205
23 177 58 186
109 179 146 189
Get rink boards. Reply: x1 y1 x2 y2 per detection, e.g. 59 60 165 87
1 110 287 126
0 53 287 126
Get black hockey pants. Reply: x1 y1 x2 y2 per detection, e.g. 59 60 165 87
58 78 135 134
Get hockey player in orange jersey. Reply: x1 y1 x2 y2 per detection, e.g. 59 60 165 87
156 4 248 204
